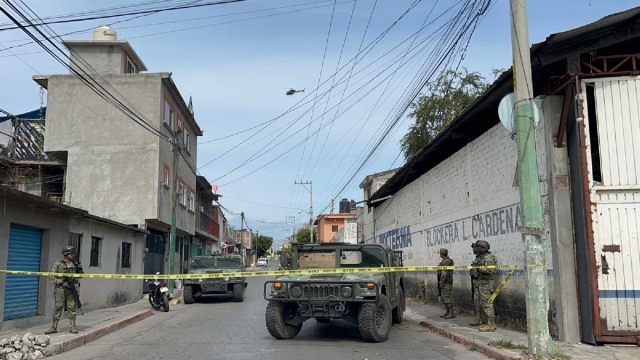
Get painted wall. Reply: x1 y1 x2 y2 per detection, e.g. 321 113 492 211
68 45 124 75
365 96 567 336
68 217 144 310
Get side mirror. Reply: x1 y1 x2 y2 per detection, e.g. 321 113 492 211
155 272 160 275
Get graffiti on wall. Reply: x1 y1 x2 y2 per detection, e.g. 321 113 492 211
378 225 412 250
425 204 523 247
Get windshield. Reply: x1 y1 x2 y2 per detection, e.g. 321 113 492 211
297 250 335 269
189 257 243 270
339 248 387 268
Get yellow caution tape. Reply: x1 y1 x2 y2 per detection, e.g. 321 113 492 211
0 264 542 280
488 267 517 304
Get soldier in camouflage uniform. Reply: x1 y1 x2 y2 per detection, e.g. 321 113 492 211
469 242 487 326
45 246 84 335
437 248 455 319
472 240 497 332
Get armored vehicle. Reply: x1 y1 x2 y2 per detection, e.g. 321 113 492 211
264 242 405 343
183 254 247 304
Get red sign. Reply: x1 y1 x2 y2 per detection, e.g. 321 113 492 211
211 184 219 192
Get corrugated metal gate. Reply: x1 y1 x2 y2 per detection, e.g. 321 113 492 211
581 77 640 342
143 233 165 293
3 224 42 321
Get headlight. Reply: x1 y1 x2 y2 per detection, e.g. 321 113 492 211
291 286 302 298
223 277 230 282
341 286 353 298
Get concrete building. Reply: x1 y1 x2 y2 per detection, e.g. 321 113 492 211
334 218 358 244
363 8 640 345
32 26 203 278
195 176 223 255
0 185 146 331
358 169 398 244
315 213 357 243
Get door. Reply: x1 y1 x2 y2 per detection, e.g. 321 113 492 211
143 234 165 293
582 77 640 337
3 224 43 321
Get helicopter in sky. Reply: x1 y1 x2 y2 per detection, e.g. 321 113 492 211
286 88 305 96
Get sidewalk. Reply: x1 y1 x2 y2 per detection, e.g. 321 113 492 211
0 298 156 357
405 299 639 360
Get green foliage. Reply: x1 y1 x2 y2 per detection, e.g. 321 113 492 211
295 227 316 243
255 234 273 258
401 68 505 160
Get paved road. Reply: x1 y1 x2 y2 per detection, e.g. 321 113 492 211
53 265 488 360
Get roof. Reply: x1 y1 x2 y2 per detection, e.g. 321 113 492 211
62 40 148 72
0 108 62 163
0 185 148 234
359 168 400 189
370 6 640 205
0 108 46 124
162 75 203 136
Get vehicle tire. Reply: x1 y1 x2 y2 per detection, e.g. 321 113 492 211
392 288 405 324
265 301 302 340
184 285 194 304
232 284 244 302
162 293 170 312
315 318 330 323
358 294 392 343
149 293 161 310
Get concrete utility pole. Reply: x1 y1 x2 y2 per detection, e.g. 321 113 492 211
286 216 295 242
295 181 313 243
169 128 182 295
509 0 552 355
240 211 245 258
255 230 259 264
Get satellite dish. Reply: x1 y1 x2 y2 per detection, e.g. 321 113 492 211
498 92 540 135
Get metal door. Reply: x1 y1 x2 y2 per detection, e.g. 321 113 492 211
582 77 640 336
3 224 42 320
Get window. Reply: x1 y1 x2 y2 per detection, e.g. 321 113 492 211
90 236 101 267
121 242 131 268
183 130 190 152
163 167 169 186
164 100 174 128
179 183 186 205
125 58 136 74
332 225 339 232
68 233 82 263
177 117 183 130
188 190 195 211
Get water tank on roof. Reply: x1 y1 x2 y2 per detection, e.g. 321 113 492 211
339 198 351 214
93 25 117 41
350 200 356 210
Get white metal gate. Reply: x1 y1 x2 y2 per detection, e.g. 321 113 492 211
582 77 640 333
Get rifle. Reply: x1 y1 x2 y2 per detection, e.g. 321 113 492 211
437 273 442 300
63 278 84 315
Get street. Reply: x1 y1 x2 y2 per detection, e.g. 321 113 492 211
52 264 488 360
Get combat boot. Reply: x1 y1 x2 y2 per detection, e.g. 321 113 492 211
443 306 456 319
481 312 488 325
469 313 482 326
69 318 78 334
44 318 58 334
479 318 497 332
439 307 450 318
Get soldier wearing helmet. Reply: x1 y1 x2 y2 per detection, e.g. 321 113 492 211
469 241 487 327
472 240 497 332
437 248 455 319
45 246 84 335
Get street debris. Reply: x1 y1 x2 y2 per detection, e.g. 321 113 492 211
0 333 49 360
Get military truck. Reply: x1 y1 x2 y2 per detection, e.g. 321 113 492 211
263 242 405 343
183 254 247 304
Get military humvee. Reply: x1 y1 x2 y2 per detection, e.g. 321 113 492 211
264 242 405 343
183 254 247 303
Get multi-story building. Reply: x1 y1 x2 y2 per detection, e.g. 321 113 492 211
33 25 202 276
195 176 223 255
358 169 398 244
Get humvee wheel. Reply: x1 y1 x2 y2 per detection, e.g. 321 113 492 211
232 283 244 302
358 294 392 343
266 301 302 339
183 285 194 304
392 288 405 324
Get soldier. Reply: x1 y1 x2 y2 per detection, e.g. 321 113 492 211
469 242 487 326
437 248 455 319
45 246 84 335
472 240 497 332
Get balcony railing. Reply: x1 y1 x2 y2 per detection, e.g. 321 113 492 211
198 211 220 238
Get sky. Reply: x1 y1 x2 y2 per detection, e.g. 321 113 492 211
1 0 638 246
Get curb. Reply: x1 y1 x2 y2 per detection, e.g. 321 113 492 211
418 320 519 360
45 310 153 356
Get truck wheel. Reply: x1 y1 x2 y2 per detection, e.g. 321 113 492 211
392 288 405 324
184 285 194 304
232 284 244 302
265 301 302 340
358 294 392 343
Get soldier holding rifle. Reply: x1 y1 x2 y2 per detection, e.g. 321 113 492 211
45 246 84 335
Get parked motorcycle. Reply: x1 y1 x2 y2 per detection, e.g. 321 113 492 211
147 272 171 312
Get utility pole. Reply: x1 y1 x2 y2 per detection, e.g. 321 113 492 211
255 230 259 265
240 211 245 259
169 128 182 295
509 0 552 355
295 181 313 243
286 216 295 242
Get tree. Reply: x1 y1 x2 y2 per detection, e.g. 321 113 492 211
295 227 316 243
255 234 273 258
400 68 505 160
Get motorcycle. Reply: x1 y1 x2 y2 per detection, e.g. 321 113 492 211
147 272 171 312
